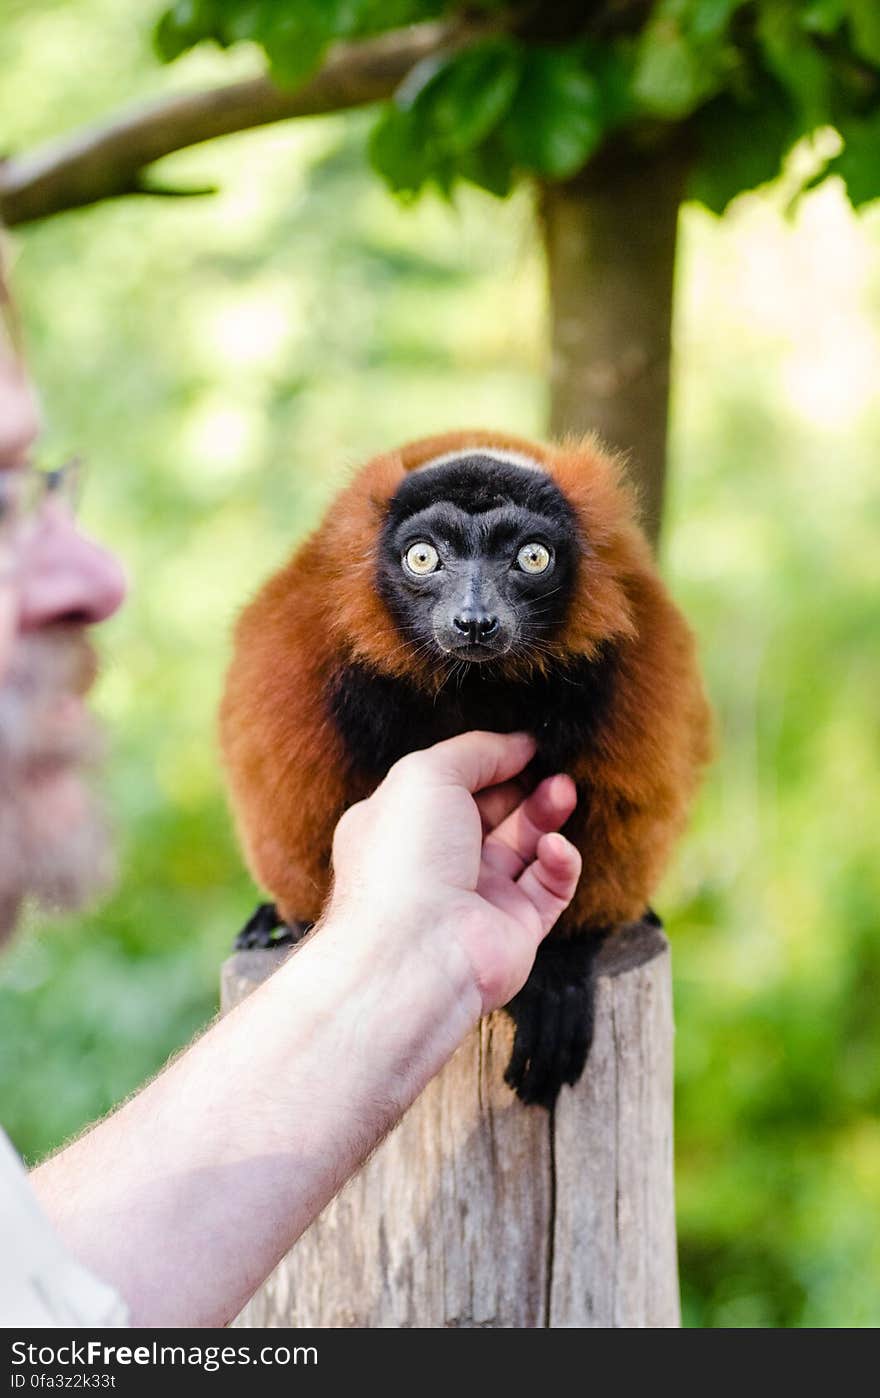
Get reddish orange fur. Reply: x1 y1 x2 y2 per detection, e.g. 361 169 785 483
219 431 712 930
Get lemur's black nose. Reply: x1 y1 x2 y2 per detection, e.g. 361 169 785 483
453 612 499 643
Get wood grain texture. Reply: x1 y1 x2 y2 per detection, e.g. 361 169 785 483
221 919 678 1328
550 923 680 1326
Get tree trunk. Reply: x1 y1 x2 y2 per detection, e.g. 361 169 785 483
222 917 679 1328
540 144 690 545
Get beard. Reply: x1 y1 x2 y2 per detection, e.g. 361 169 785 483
0 628 115 944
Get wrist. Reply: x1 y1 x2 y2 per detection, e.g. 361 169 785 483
294 906 482 1106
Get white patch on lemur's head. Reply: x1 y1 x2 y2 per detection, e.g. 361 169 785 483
414 446 546 475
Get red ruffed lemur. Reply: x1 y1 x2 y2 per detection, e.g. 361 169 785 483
220 429 711 1107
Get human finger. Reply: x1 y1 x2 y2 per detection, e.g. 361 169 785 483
481 774 577 880
515 832 582 939
396 730 535 796
474 777 526 833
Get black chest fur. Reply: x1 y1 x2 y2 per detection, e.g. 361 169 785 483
328 646 618 787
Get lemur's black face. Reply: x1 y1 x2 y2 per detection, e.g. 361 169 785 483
378 453 580 665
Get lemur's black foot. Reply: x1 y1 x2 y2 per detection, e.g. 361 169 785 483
502 929 612 1109
234 902 313 951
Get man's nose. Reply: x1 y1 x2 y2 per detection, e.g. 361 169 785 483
17 505 128 631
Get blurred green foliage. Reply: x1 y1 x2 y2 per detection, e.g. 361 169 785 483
2 0 880 1328
154 0 880 212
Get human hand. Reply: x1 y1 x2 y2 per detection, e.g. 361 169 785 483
326 731 581 1015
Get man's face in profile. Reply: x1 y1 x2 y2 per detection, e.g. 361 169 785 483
0 265 126 942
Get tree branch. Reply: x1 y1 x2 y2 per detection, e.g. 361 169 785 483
0 20 463 227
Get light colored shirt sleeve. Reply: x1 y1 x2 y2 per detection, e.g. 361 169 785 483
0 1127 128 1327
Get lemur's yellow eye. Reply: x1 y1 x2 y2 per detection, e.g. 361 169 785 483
404 542 440 575
517 542 551 574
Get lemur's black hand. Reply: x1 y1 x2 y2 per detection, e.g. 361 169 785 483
503 930 610 1109
234 903 312 951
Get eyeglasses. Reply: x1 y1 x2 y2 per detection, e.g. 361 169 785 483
0 457 83 573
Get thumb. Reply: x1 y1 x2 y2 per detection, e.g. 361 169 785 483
412 730 536 795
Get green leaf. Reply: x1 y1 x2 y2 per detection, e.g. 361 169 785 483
154 0 442 76
370 39 522 200
154 0 223 63
503 48 605 179
827 111 880 206
579 38 637 130
801 0 846 35
846 0 880 64
457 133 516 198
414 39 523 156
757 0 833 126
633 14 720 118
154 12 192 64
235 0 334 88
689 77 799 212
353 0 448 36
369 103 433 199
264 31 329 89
689 0 749 43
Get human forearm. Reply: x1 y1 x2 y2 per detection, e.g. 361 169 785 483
30 917 480 1328
29 734 581 1328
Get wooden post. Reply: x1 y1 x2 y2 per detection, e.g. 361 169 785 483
221 918 679 1328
